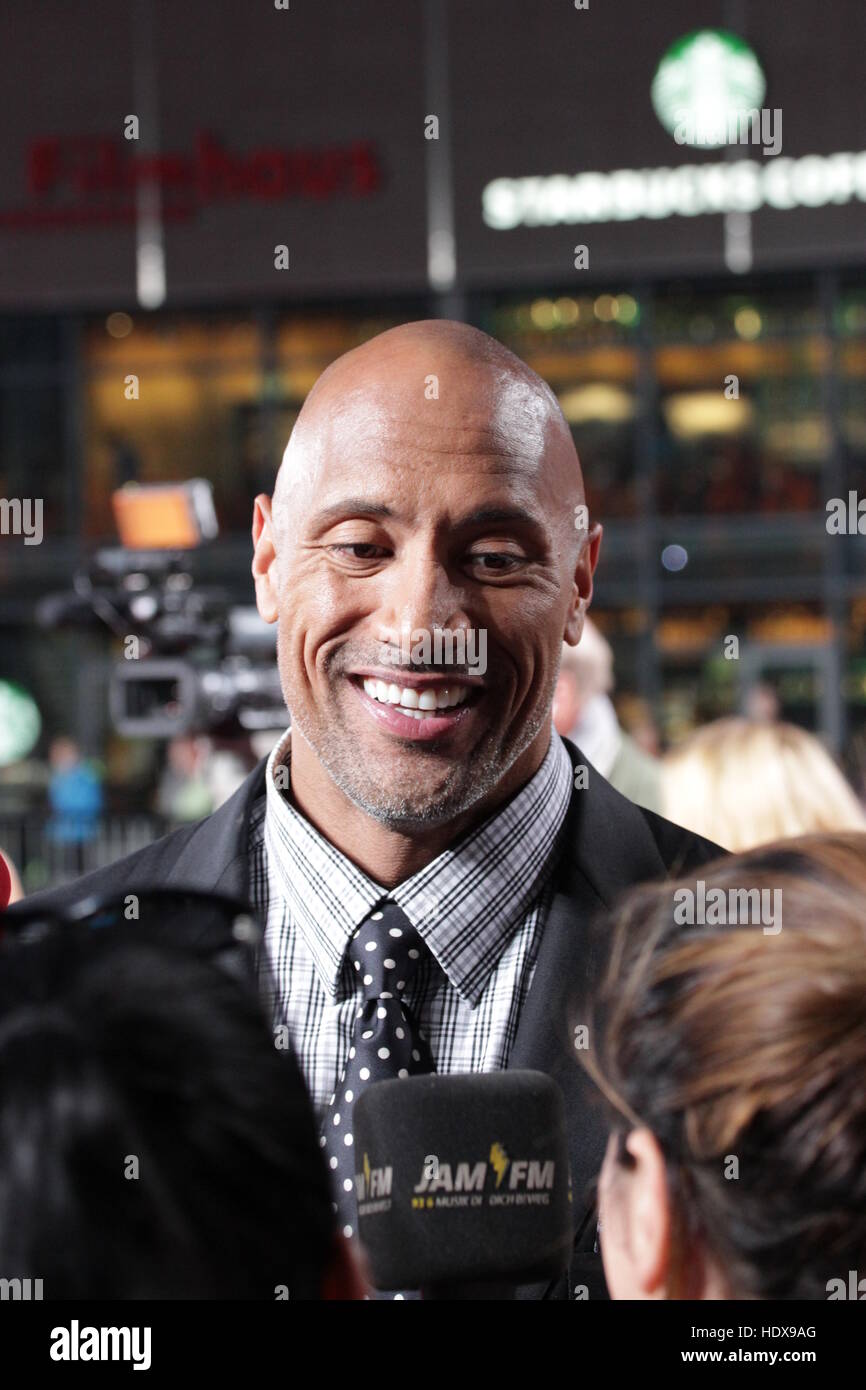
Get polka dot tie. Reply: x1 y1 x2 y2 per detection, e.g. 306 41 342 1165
322 900 436 1242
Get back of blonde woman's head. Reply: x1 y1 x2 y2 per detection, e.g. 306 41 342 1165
662 717 866 851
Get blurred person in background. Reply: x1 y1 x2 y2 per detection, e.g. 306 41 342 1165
0 921 366 1299
616 694 661 759
155 735 214 827
583 832 866 1300
45 736 104 877
552 623 662 813
202 735 258 809
155 735 257 827
742 680 781 723
662 717 866 851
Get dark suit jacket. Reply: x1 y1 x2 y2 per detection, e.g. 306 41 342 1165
16 737 723 1299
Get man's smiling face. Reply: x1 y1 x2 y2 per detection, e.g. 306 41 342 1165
252 321 600 831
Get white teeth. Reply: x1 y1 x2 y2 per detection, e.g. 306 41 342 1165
361 678 472 713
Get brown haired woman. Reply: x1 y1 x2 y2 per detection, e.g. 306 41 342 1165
580 832 866 1300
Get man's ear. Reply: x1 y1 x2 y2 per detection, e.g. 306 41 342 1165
319 1234 371 1301
251 494 279 624
564 522 602 646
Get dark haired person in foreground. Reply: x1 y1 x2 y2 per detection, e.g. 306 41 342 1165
0 928 365 1299
584 832 866 1300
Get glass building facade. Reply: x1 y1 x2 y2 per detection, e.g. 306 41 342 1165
1 270 864 793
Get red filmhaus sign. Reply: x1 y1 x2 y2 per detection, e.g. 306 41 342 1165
0 131 384 229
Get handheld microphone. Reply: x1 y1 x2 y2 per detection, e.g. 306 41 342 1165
352 1070 573 1298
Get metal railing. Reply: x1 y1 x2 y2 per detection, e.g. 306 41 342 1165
0 813 167 897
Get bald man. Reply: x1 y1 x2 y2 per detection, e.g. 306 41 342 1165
21 321 722 1299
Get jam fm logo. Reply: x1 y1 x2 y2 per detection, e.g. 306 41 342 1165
355 1153 394 1217
411 1143 556 1209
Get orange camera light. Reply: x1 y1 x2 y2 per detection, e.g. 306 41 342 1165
111 481 218 550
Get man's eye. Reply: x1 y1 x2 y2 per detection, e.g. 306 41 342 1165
467 552 524 573
330 543 389 560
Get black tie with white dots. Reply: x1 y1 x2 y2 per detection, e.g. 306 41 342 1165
322 900 436 1241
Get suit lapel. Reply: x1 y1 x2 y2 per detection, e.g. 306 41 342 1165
508 739 667 1229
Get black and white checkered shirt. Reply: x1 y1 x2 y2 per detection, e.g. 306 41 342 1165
251 728 573 1115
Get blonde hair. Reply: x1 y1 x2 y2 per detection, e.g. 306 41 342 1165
662 717 866 851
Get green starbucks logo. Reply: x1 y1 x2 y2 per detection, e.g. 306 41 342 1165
0 681 41 765
652 29 767 149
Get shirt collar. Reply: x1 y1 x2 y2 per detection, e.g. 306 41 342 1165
263 727 573 1005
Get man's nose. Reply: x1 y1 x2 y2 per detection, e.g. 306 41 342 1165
376 546 471 650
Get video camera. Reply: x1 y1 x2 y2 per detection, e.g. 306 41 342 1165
38 481 285 738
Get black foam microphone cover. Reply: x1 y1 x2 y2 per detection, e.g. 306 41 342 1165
352 1070 573 1292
